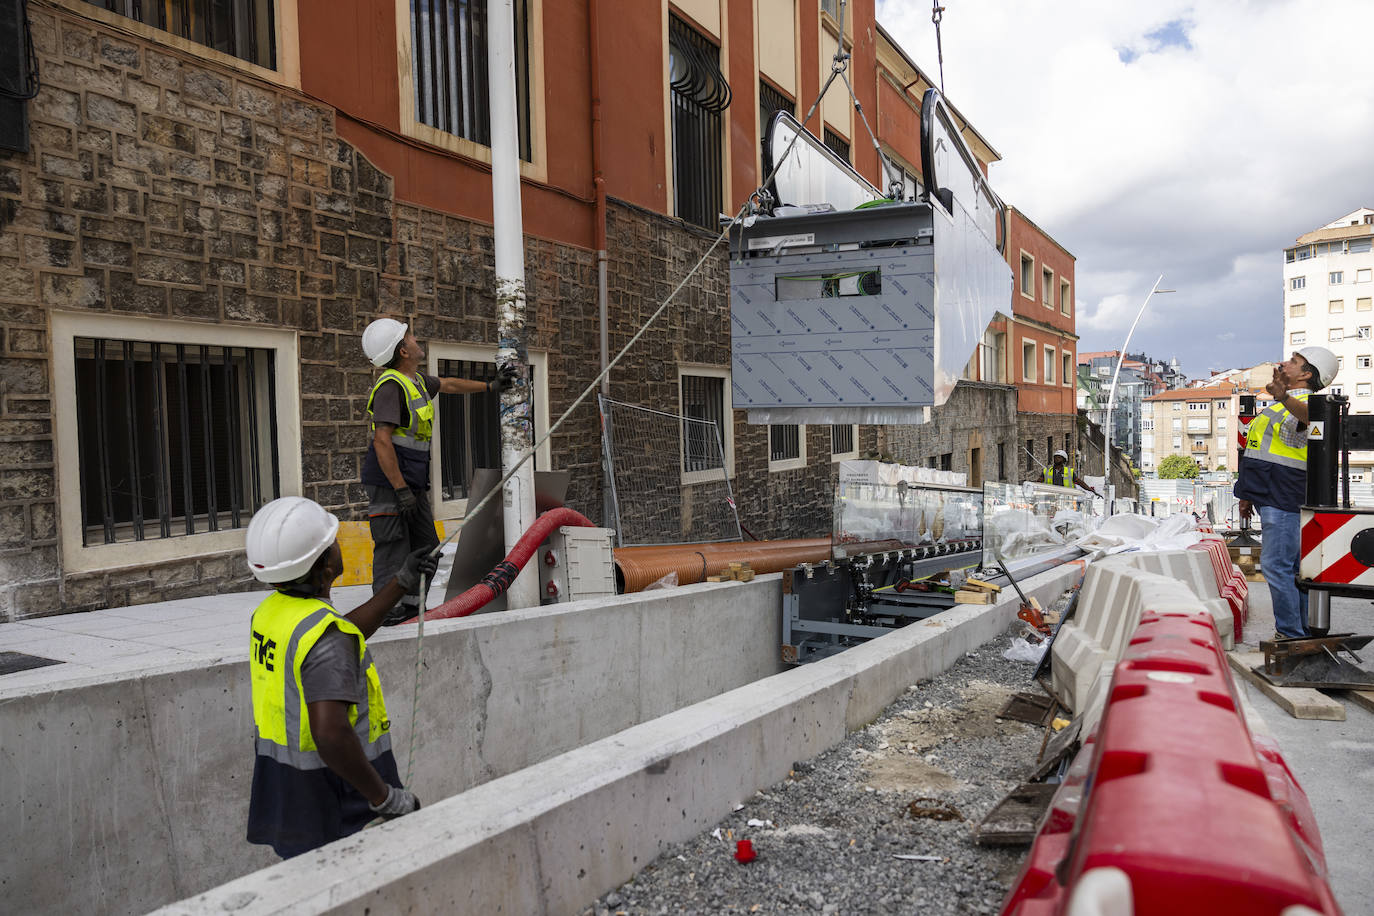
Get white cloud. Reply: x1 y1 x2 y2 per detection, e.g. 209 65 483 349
876 0 1374 376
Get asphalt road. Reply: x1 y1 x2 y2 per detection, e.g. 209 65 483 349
1240 584 1374 911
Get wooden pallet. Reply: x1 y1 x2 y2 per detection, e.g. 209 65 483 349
1226 651 1346 721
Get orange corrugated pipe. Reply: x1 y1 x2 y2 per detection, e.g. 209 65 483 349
612 538 909 593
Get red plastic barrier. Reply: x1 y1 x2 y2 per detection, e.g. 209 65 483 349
1002 609 1340 915
1191 538 1248 641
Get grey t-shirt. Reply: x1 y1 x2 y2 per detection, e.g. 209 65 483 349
370 373 440 429
299 627 363 704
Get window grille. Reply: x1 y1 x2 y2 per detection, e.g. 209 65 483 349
830 424 854 455
822 127 850 163
770 424 801 462
436 359 536 500
759 80 794 180
411 0 533 160
73 338 280 545
86 0 276 68
669 15 731 229
681 374 726 473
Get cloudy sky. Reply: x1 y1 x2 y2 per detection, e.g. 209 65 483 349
876 0 1374 379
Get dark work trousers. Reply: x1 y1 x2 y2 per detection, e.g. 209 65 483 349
366 485 439 620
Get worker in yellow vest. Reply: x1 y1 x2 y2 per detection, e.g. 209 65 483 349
1043 449 1099 496
243 496 437 858
1235 347 1338 638
360 318 517 625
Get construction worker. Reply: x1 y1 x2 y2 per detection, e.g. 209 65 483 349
360 318 517 624
243 496 437 858
1043 449 1100 496
1235 347 1338 638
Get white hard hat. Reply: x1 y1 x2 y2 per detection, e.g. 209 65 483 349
1054 449 1068 460
245 497 340 584
1297 346 1338 388
362 318 408 368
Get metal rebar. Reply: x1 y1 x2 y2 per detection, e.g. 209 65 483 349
200 345 219 532
122 340 145 541
151 342 172 538
176 344 195 534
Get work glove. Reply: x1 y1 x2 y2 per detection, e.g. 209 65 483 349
395 546 439 593
487 364 520 394
395 486 419 520
369 785 421 819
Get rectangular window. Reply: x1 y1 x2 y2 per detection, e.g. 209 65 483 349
822 127 851 163
1330 385 1344 396
830 424 857 459
1359 383 1372 398
1042 267 1054 306
1044 345 1056 384
1214 400 1228 410
1172 418 1182 430
1290 303 1306 317
1361 326 1373 339
1060 279 1071 316
1359 355 1372 368
1020 253 1034 299
670 16 729 230
1359 269 1373 283
1025 438 1034 472
1188 401 1208 411
1217 417 1227 430
435 358 539 502
1062 352 1072 387
1331 329 1344 342
1338 356 1345 371
1331 271 1344 284
1172 403 1181 412
1193 438 1205 450
1291 277 1306 290
1359 298 1373 312
411 0 533 159
769 424 804 469
681 373 728 475
821 0 839 14
998 442 1005 481
1352 239 1373 253
1291 331 1307 345
1173 435 1182 448
1331 300 1345 313
1022 340 1036 381
86 0 276 68
759 80 795 165
73 338 280 546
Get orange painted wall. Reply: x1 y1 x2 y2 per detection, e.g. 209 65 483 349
876 76 921 177
1007 208 1077 414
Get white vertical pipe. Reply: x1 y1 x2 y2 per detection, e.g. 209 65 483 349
489 0 539 609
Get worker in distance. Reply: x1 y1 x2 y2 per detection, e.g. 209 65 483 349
360 317 518 625
1234 346 1338 639
243 496 437 858
1044 449 1100 497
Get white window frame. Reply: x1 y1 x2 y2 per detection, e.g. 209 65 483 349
830 424 859 461
1042 266 1054 308
1022 339 1036 382
1291 331 1307 345
678 365 736 486
1019 252 1035 300
1061 351 1073 387
1290 303 1306 318
1060 279 1071 316
1331 271 1344 285
1359 298 1373 312
1330 329 1343 342
768 424 807 472
1043 344 1056 384
51 312 303 574
1330 300 1345 314
1188 401 1208 411
1360 327 1372 340
428 343 551 520
1359 269 1373 284
1290 276 1306 290
1358 383 1372 398
1358 355 1372 369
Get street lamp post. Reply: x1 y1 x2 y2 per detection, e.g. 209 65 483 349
1103 276 1175 510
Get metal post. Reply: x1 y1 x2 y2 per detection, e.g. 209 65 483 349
1103 275 1166 509
1305 393 1337 507
489 0 539 609
1308 590 1331 636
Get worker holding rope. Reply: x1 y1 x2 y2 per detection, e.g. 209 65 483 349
243 497 437 857
359 318 517 625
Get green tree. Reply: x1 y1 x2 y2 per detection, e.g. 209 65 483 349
1158 454 1200 479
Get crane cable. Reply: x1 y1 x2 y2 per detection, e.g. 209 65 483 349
404 1 868 784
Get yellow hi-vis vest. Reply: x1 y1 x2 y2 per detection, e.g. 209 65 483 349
1244 392 1309 471
365 369 434 453
1043 465 1076 487
249 592 391 769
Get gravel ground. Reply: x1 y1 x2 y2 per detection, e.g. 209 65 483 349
582 600 1073 916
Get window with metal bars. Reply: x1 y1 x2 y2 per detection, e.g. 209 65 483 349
73 338 280 546
770 424 801 462
681 374 726 473
436 358 537 501
411 0 533 161
759 80 794 176
669 15 730 229
85 0 276 69
823 127 850 163
830 424 854 455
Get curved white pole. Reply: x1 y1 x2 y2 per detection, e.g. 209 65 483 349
1103 275 1164 496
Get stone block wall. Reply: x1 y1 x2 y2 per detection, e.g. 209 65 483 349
881 382 1020 487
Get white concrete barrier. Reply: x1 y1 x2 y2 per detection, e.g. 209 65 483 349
1 580 785 916
156 564 1084 916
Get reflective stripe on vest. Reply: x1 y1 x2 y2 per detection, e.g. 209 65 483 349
366 369 434 452
1043 465 1075 486
249 592 391 771
1244 393 1308 471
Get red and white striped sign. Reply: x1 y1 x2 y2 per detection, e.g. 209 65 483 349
1300 508 1374 585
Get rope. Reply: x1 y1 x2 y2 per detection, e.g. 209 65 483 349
932 1 946 93
405 2 865 784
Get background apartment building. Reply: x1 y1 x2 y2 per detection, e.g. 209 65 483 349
1283 207 1374 482
1141 383 1240 474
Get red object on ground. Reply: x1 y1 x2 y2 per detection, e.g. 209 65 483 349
1190 537 1248 641
734 839 756 864
408 507 596 622
1001 609 1341 915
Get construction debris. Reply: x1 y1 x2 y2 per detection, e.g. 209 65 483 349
707 562 757 583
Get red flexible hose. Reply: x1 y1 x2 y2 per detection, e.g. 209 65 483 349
407 507 597 622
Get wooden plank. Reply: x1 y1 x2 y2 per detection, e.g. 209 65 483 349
1341 688 1374 715
1226 651 1346 721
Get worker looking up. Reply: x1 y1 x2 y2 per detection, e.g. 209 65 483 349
1044 449 1099 496
243 496 438 858
1235 346 1338 639
359 318 517 625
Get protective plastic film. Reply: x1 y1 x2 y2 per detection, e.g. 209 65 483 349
982 482 1101 564
833 479 982 558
